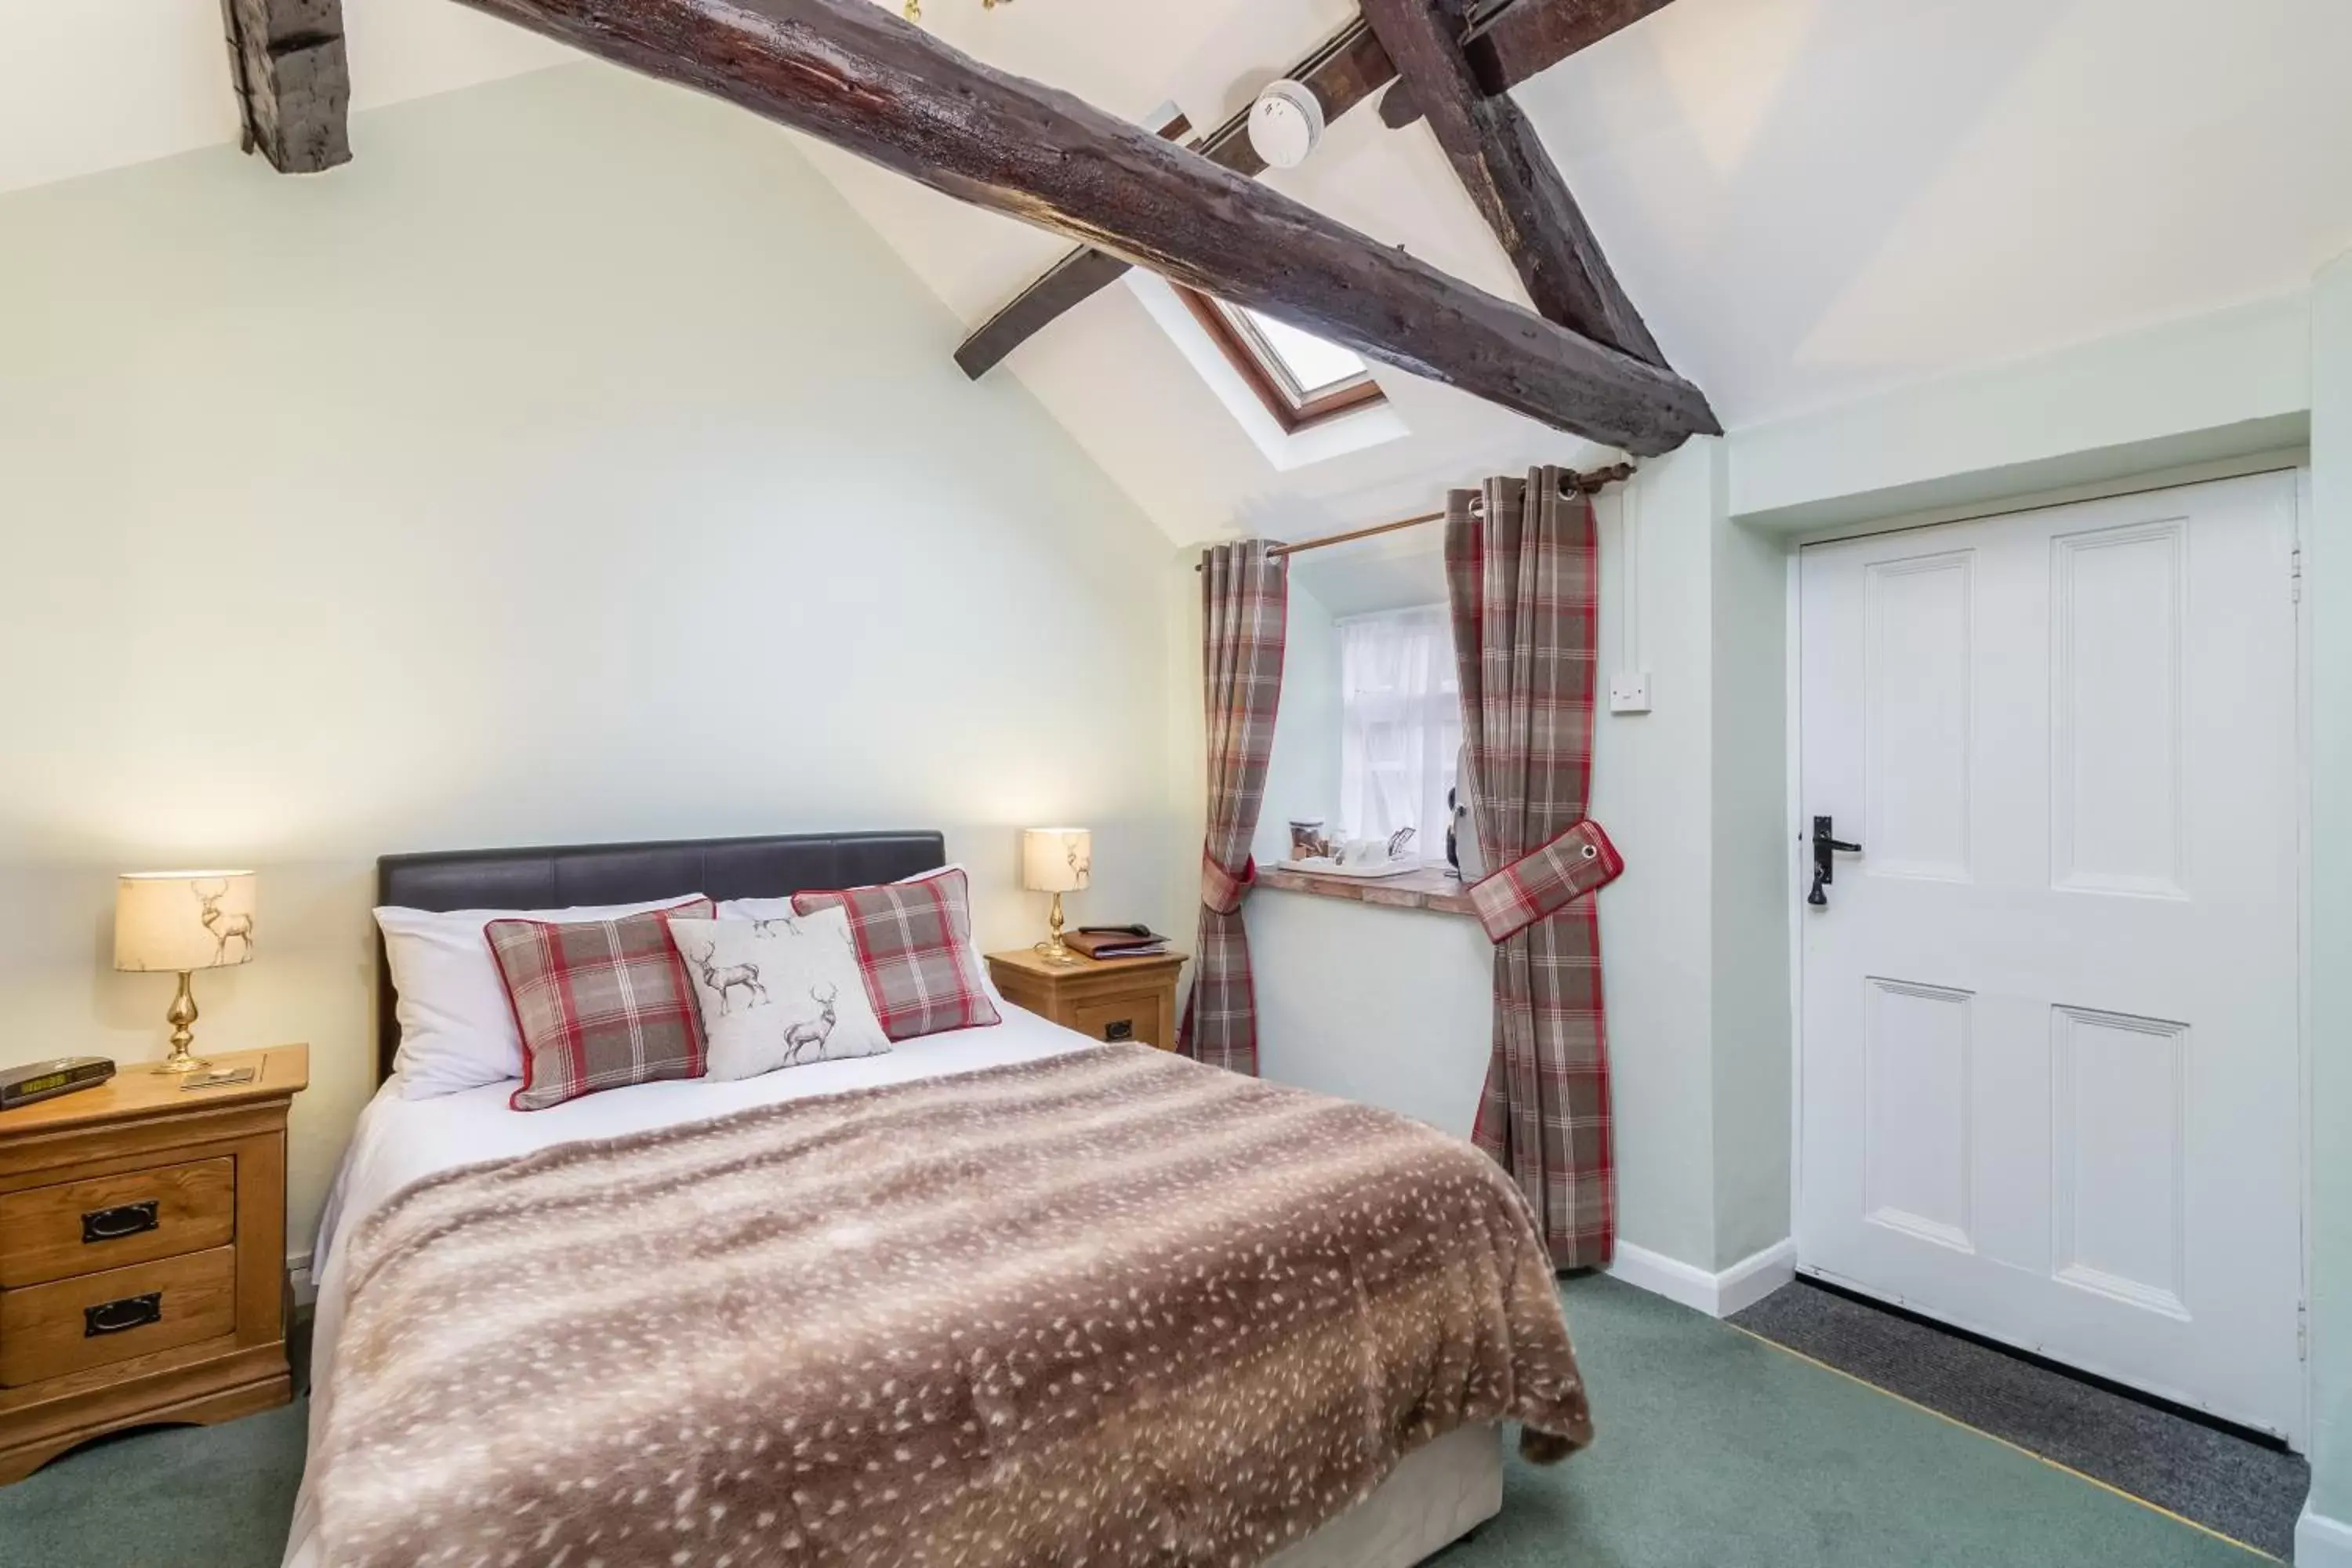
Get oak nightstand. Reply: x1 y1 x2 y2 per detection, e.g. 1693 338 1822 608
986 949 1188 1051
0 1043 307 1484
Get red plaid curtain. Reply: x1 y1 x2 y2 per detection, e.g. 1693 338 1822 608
1447 469 1617 1269
1179 540 1288 1076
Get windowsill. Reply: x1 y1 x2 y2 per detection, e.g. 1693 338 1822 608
1257 863 1475 918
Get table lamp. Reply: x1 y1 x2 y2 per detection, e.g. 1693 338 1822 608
1022 828 1091 964
114 871 256 1075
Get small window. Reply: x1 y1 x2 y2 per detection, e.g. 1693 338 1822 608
1175 290 1388 433
1338 604 1459 862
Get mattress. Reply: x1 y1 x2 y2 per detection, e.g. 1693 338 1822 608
283 1011 1503 1566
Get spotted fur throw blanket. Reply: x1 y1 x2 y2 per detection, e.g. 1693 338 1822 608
314 1046 1593 1568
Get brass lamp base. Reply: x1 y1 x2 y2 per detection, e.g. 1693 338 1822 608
152 971 212 1076
1033 891 1081 965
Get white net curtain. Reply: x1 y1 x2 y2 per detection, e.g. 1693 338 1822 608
1336 604 1460 860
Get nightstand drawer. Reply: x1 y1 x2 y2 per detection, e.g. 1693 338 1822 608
0 1246 238 1387
1069 994 1160 1048
0 1156 236 1288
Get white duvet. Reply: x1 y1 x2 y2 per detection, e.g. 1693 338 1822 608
282 1009 1100 1568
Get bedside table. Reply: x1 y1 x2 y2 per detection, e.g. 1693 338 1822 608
986 949 1189 1051
0 1043 307 1484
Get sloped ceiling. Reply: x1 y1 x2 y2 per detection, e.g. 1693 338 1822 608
804 0 2352 543
0 0 568 198
7 0 2349 546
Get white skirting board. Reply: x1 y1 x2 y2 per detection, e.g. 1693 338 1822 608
2299 1504 2352 1567
1606 1238 1796 1319
289 1250 316 1308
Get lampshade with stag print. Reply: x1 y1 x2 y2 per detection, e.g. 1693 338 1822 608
1021 829 1091 964
114 870 256 1075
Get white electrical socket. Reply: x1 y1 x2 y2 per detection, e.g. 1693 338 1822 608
1609 672 1653 713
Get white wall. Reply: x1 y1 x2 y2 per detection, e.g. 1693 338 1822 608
1705 449 1795 1264
0 63 1181 1254
1729 292 2313 532
1586 445 1744 1267
1252 893 1493 1138
2301 251 2352 1554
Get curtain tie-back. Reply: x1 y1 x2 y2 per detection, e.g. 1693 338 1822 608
1468 820 1623 944
1201 851 1257 917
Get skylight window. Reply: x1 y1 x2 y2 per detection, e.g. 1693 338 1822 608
1174 289 1387 433
1224 305 1371 399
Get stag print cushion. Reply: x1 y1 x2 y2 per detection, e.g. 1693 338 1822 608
792 866 1003 1040
666 909 891 1080
723 862 1013 1014
485 901 713 1111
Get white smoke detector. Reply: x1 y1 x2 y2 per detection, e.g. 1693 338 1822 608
1248 80 1325 170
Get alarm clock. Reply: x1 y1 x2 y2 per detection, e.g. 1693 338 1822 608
0 1056 117 1112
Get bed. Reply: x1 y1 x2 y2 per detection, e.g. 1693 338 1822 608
284 831 1587 1568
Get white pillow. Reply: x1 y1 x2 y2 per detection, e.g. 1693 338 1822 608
668 910 891 1080
719 862 1009 1012
378 894 710 1100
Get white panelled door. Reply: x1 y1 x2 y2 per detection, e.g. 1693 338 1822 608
1797 474 2303 1443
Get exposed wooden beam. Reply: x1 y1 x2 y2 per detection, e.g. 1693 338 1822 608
961 2 1671 377
1361 0 1664 365
954 111 1191 379
1471 0 1673 93
220 0 352 173
451 0 1717 452
1381 0 1673 129
956 21 1395 380
953 250 1133 381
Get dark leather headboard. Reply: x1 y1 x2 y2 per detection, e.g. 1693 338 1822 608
373 829 946 1082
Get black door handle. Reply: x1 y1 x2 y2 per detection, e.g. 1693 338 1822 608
1807 815 1864 907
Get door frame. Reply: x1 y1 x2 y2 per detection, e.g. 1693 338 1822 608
1777 454 2315 1448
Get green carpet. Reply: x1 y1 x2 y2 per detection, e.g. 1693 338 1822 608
0 1276 2263 1566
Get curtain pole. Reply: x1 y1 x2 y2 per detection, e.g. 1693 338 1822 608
1192 463 1635 572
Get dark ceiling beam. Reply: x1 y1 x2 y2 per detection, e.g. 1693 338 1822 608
956 20 1393 380
1382 0 1674 129
954 112 1191 380
959 1 1674 379
953 249 1133 381
1360 0 1664 365
445 0 1715 452
220 0 352 172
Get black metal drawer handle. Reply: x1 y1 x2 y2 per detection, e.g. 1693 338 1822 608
82 1200 160 1244
1102 1019 1135 1042
84 1292 163 1338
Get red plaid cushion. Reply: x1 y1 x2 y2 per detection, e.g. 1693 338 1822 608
792 868 1000 1040
487 898 713 1110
